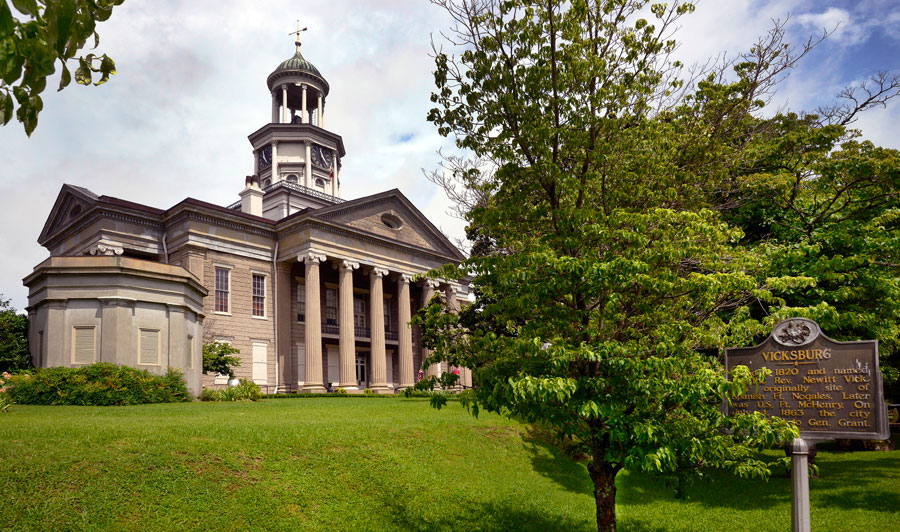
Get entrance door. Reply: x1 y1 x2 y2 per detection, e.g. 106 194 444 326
355 351 367 387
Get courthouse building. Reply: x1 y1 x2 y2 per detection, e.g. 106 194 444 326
23 40 470 395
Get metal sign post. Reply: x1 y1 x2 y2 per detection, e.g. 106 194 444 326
791 438 811 532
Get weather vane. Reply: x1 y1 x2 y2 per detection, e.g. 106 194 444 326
289 20 308 43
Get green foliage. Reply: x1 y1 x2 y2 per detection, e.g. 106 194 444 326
198 387 220 402
202 341 241 379
0 0 125 135
199 380 262 402
333 387 347 395
0 296 31 373
418 1 900 529
4 363 190 405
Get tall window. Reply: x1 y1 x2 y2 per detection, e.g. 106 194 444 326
215 267 230 313
325 288 338 325
383 299 392 332
354 298 367 331
252 273 266 317
297 284 306 322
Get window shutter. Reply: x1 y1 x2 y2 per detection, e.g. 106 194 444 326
139 329 160 365
73 327 95 364
252 342 267 385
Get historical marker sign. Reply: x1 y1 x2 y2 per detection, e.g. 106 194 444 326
725 318 888 440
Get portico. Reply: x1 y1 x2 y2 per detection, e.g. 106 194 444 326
286 248 463 393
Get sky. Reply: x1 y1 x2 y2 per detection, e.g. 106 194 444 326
2 0 900 312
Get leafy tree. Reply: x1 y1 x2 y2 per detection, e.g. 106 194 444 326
0 295 31 373
202 341 240 379
417 1 899 530
0 0 125 135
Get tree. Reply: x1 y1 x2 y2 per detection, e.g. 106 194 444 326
202 341 241 380
0 295 31 373
0 0 125 135
417 1 899 530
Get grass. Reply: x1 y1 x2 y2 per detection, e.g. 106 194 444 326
0 398 897 532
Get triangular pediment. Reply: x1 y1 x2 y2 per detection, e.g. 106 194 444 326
309 189 465 260
38 184 99 245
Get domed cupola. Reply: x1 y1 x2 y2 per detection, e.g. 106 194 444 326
267 42 330 96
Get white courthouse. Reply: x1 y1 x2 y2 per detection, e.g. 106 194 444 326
24 40 470 396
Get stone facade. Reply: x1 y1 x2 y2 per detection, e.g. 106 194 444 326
23 40 471 395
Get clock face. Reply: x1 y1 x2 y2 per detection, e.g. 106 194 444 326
257 144 272 168
311 145 332 169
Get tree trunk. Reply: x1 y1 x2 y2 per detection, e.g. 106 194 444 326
588 458 619 532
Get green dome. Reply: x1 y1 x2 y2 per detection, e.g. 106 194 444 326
273 44 322 78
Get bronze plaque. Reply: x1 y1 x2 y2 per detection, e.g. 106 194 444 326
725 318 888 440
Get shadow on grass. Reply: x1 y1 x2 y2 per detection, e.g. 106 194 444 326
520 432 594 496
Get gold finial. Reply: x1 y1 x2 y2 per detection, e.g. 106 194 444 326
289 20 308 44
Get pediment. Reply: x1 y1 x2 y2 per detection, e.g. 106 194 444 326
38 184 99 245
310 190 464 260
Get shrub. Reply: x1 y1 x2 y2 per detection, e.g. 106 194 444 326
199 388 221 402
5 363 190 406
334 387 347 395
0 297 31 373
199 380 261 402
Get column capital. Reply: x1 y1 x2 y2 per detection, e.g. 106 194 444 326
301 251 326 264
370 267 389 278
423 279 440 290
339 260 360 271
397 273 414 283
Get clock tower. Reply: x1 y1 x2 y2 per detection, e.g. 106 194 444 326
243 36 346 220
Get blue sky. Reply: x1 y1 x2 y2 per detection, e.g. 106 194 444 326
2 0 900 311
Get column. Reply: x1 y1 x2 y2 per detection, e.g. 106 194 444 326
271 92 279 123
317 94 323 127
397 274 414 388
305 141 312 187
320 99 325 128
422 280 440 379
332 150 338 196
369 268 389 392
281 85 288 123
276 262 292 390
272 141 279 183
338 259 360 390
445 285 471 388
301 84 307 124
303 252 327 393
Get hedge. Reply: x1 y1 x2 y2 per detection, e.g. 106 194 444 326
4 363 190 406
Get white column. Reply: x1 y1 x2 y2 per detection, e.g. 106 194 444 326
397 274 414 388
331 149 338 197
281 85 288 123
317 94 323 127
422 280 440 380
271 93 279 123
272 141 279 182
305 141 312 187
320 99 325 128
369 268 389 392
303 252 327 393
338 260 360 390
301 84 308 124
445 285 470 388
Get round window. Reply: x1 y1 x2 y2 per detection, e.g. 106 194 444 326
381 213 403 230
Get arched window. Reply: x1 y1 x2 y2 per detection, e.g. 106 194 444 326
286 174 298 184
315 178 325 188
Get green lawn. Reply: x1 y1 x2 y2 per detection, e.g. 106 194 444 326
0 398 897 531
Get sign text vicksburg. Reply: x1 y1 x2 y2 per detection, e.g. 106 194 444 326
725 318 888 440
